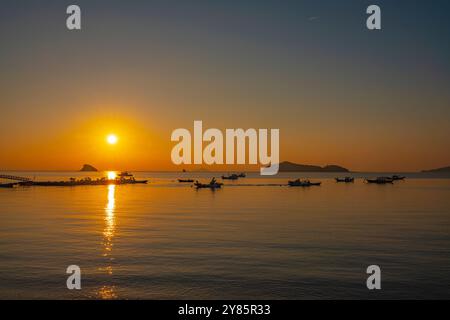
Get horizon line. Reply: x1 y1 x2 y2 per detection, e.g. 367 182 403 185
0 169 442 174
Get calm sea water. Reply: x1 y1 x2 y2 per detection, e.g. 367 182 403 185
1 171 449 299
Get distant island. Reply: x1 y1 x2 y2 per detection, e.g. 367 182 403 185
278 161 349 172
80 164 98 172
421 166 450 173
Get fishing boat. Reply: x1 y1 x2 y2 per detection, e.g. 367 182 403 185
124 178 148 184
0 183 18 188
335 177 354 183
194 182 222 189
288 179 321 187
194 178 223 189
178 179 194 183
117 172 147 184
365 177 394 184
237 173 246 178
391 175 406 181
222 174 239 180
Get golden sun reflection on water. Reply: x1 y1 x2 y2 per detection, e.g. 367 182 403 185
99 184 117 299
104 184 116 246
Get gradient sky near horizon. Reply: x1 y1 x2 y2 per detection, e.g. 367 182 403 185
1 0 450 171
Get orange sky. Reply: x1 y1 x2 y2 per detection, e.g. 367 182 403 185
1 2 449 172
1 109 449 172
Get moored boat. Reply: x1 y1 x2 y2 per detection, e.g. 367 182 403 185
391 175 406 181
194 182 222 189
288 179 321 187
365 177 394 184
222 174 239 180
194 178 223 189
125 179 148 184
178 179 194 183
0 183 18 188
335 177 354 183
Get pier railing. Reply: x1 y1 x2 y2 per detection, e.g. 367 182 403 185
0 175 32 182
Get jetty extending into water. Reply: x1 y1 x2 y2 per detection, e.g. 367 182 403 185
0 173 147 187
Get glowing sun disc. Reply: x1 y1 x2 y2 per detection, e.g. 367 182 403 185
107 134 118 145
107 171 117 180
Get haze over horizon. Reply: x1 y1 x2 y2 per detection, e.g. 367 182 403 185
0 161 448 174
1 0 450 172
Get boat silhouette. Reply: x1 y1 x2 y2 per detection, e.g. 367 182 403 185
335 177 354 183
365 177 394 184
288 179 321 187
194 178 223 189
222 174 239 180
0 183 18 188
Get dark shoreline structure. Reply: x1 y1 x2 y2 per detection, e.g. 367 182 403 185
30 177 147 187
0 173 147 187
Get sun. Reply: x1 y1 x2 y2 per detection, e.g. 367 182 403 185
106 134 118 145
107 171 117 180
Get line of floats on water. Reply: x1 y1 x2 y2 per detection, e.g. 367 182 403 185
0 172 405 189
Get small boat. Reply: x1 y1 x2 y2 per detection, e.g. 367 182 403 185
194 181 223 189
125 179 148 184
222 174 239 180
237 173 246 178
0 183 18 188
288 179 321 187
194 178 223 189
391 175 405 181
118 172 147 184
335 177 354 183
178 179 194 183
18 181 34 187
365 177 394 184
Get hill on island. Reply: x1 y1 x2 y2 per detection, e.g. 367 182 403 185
421 166 450 173
278 161 349 172
80 164 98 172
